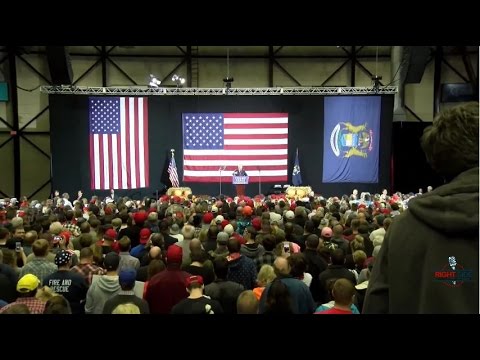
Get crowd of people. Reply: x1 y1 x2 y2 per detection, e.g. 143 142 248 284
0 103 477 315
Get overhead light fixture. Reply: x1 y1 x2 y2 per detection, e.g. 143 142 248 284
172 74 186 87
149 74 161 88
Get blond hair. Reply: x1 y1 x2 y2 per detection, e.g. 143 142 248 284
112 303 141 314
257 264 276 287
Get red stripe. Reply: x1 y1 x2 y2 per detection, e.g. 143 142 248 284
224 134 288 140
184 154 287 161
224 113 288 118
224 123 287 129
108 135 114 190
98 135 105 190
184 165 287 172
143 97 149 187
125 98 131 189
224 144 287 150
116 132 122 189
184 175 288 183
89 135 95 190
134 98 141 189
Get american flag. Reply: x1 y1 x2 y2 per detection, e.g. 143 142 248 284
89 97 150 190
168 154 180 187
182 113 288 182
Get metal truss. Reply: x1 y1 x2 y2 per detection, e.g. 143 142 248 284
40 85 397 96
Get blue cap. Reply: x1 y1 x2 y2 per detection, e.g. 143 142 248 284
119 268 137 286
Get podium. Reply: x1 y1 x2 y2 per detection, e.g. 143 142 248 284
232 176 249 197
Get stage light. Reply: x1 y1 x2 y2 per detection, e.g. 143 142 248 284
172 74 186 87
280 88 284 94
149 74 161 88
337 87 342 94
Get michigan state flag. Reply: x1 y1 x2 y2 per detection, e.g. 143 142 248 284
323 96 381 183
292 148 302 186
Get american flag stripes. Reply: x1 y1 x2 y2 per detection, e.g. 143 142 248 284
89 97 149 190
182 113 288 183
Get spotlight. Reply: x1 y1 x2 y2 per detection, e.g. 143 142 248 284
280 88 284 94
149 74 161 88
223 76 234 89
372 75 382 93
172 74 186 87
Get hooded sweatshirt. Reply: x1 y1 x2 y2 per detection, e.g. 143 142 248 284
84 275 121 314
364 168 479 314
240 243 265 259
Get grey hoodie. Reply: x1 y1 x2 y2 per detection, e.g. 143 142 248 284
240 243 265 259
364 167 479 314
84 275 121 314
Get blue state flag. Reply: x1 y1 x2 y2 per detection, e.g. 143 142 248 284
323 96 381 183
292 148 302 186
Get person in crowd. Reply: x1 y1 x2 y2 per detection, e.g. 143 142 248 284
236 290 259 314
365 102 479 314
315 278 357 314
0 274 46 314
84 252 121 314
171 275 223 314
103 269 149 314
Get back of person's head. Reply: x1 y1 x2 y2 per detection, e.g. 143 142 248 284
351 219 360 230
147 259 165 280
351 235 365 252
273 256 290 277
236 290 259 314
146 230 160 245
1 303 31 314
112 303 141 314
1 249 16 267
119 269 137 291
79 247 94 261
44 295 72 314
257 264 276 287
287 253 307 278
213 256 229 280
32 239 49 257
304 220 315 233
118 236 131 252
265 279 293 314
262 234 276 251
332 278 356 307
24 231 38 246
79 233 93 249
353 250 367 268
421 102 479 178
0 227 9 241
306 234 319 249
333 224 344 237
331 248 346 266
80 222 91 234
227 238 240 254
383 217 392 230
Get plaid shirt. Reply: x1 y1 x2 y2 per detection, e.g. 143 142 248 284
70 263 106 286
0 297 46 314
254 251 276 272
63 221 81 237
20 258 57 284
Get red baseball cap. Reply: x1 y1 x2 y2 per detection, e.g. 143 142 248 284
139 228 151 244
104 229 117 240
185 275 204 288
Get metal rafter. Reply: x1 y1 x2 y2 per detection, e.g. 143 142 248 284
40 85 397 96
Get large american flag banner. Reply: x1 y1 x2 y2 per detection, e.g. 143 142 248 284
89 97 150 190
182 113 288 182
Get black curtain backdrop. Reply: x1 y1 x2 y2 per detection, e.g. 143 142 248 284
391 122 445 193
49 95 394 199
